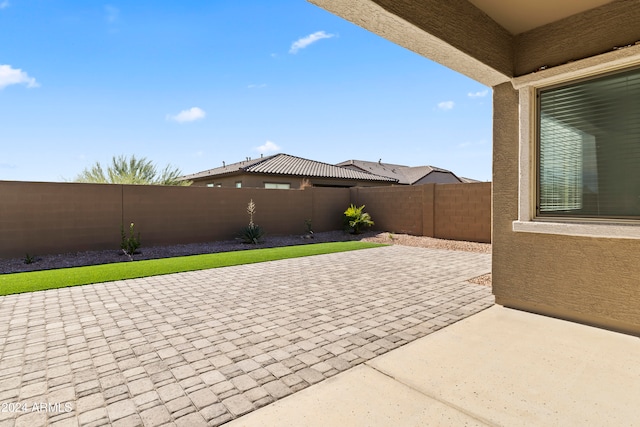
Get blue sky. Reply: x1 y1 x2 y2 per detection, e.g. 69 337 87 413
0 0 492 182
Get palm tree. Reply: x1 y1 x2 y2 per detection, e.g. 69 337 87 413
75 155 191 186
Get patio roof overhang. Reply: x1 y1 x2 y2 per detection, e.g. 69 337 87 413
307 0 637 87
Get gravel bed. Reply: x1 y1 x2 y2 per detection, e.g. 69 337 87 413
0 231 492 277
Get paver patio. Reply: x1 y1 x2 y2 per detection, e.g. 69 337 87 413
0 245 493 426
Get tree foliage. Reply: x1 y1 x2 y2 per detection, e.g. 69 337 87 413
75 155 191 186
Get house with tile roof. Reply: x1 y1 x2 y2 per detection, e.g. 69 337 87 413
336 159 464 185
182 153 397 188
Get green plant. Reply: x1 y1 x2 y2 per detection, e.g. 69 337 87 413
240 199 264 244
343 204 374 234
0 242 386 296
121 222 141 259
23 253 35 264
75 155 191 186
305 219 314 235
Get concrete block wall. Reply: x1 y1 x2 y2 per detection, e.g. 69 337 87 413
0 180 489 258
350 186 426 236
352 183 491 243
0 181 123 255
434 182 491 243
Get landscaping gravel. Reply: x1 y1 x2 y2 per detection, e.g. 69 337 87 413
0 231 491 275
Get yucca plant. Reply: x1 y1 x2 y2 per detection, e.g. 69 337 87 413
239 199 264 244
343 204 374 234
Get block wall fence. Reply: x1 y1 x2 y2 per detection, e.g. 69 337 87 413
0 181 491 258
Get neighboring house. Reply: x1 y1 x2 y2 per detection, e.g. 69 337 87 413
182 153 397 188
311 1 640 335
459 177 482 184
336 159 464 185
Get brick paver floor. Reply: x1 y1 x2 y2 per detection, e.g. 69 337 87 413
0 245 493 426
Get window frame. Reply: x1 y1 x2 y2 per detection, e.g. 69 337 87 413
511 49 640 239
264 182 291 190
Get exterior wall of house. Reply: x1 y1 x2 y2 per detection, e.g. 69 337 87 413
413 171 461 185
514 2 640 76
0 181 489 258
492 83 640 336
190 174 298 188
190 173 395 189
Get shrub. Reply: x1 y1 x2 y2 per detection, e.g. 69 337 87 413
240 224 265 244
23 253 35 265
344 204 374 234
121 222 141 259
240 199 264 244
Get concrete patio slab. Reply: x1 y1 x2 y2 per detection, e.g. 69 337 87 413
227 364 485 427
231 305 640 426
0 245 492 426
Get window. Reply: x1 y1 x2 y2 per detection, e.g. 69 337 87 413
264 182 290 189
537 67 640 219
235 182 242 188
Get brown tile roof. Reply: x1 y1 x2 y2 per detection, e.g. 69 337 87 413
336 159 461 185
183 154 397 182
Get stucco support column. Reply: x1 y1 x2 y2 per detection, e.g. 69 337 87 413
491 82 519 298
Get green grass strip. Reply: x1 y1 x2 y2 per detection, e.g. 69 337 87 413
0 241 385 296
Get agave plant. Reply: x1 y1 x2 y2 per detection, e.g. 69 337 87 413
343 204 374 234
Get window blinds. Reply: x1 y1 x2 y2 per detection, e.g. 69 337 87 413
538 67 640 218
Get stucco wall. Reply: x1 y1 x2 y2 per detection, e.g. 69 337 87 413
514 1 640 76
492 83 640 335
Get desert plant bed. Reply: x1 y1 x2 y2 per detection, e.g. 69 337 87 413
0 242 384 297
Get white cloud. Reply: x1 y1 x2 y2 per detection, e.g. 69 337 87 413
104 5 119 23
0 1 10 10
166 107 206 123
468 90 488 98
256 140 280 154
437 101 454 111
247 83 266 89
0 65 39 89
289 31 335 54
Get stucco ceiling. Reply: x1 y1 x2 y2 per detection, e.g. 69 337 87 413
467 0 616 34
